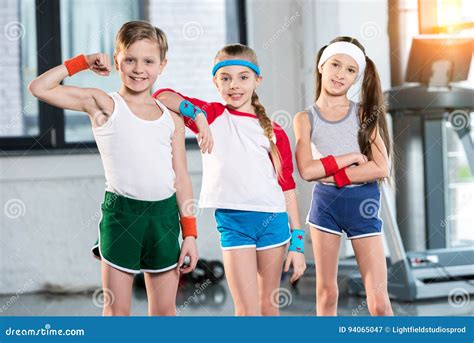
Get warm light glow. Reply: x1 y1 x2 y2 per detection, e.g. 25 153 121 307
437 0 462 28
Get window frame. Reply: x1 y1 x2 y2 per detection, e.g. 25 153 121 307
0 0 247 153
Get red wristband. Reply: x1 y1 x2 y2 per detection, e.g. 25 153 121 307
64 54 89 76
334 168 351 188
320 155 339 176
180 216 197 238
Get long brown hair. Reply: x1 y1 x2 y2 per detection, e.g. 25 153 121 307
214 44 282 179
315 36 391 161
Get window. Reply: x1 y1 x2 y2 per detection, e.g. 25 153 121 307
60 0 142 143
1 0 39 139
0 0 246 151
149 0 241 137
418 0 474 35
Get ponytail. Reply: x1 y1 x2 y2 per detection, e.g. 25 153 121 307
358 56 391 161
251 91 283 180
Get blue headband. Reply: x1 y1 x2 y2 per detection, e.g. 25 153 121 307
212 60 261 76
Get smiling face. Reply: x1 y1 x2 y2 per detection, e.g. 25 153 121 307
115 38 167 94
318 53 359 96
213 62 262 111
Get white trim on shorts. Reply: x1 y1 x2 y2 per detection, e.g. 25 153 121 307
141 263 178 273
221 244 257 250
348 232 382 240
100 254 142 274
256 236 291 251
307 221 343 236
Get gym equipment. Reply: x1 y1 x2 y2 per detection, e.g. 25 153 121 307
133 259 225 289
186 259 225 284
347 183 474 301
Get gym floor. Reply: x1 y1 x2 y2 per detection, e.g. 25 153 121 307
1 275 471 317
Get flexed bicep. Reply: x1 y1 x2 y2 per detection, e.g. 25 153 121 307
28 54 112 116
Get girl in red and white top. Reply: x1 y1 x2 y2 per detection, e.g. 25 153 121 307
154 44 306 316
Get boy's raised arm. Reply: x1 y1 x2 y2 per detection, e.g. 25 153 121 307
28 53 113 117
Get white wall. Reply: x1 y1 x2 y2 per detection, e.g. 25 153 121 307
1 154 104 294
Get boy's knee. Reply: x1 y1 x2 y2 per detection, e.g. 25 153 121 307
234 301 261 316
102 305 130 316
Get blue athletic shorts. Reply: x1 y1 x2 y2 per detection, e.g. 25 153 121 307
306 182 382 239
215 209 291 250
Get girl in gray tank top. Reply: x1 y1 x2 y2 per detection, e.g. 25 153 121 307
293 36 393 316
306 100 361 157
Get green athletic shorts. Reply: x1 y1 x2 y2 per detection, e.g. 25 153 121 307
91 191 181 274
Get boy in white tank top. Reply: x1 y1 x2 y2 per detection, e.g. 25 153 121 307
28 21 212 316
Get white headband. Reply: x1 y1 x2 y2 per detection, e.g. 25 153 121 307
318 41 366 81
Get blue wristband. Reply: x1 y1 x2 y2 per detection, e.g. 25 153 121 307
289 228 305 253
179 100 206 120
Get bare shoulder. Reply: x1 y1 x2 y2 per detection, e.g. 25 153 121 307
293 110 310 126
294 110 309 120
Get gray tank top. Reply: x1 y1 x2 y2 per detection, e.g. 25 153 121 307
306 101 361 156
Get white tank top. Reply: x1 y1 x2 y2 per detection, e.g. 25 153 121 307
92 92 176 201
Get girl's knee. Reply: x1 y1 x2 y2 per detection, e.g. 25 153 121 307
260 297 279 316
261 305 279 316
317 285 339 304
148 307 176 316
235 308 261 316
368 296 392 316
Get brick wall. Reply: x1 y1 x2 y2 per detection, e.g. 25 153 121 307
1 0 23 137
